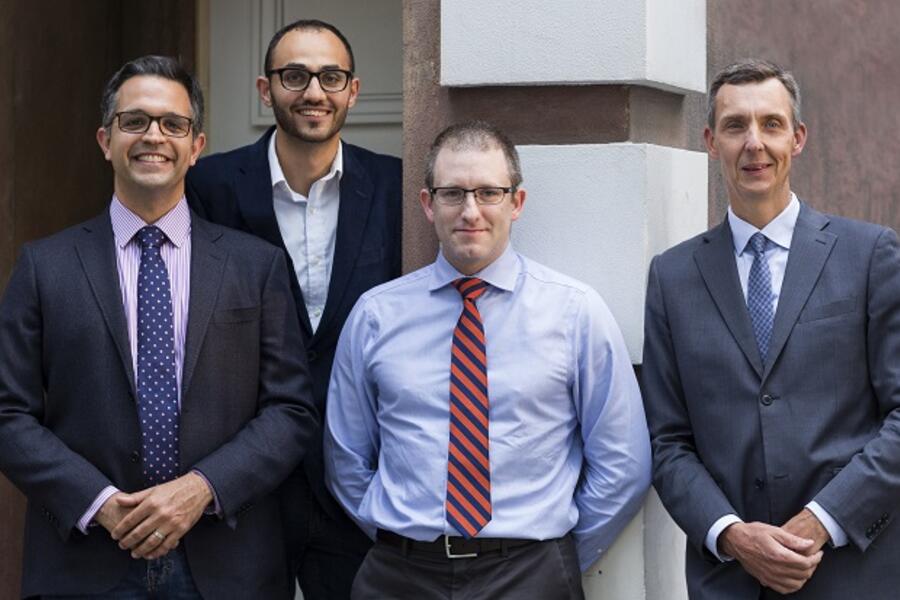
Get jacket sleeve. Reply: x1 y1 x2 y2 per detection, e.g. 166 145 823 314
813 227 900 551
642 255 740 557
0 246 114 540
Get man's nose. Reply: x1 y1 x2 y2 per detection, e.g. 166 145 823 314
744 124 764 151
459 192 481 218
303 75 327 101
141 120 166 142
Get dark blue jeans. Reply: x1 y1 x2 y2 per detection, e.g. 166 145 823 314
44 548 202 599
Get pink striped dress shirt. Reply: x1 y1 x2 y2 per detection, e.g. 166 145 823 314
77 196 193 532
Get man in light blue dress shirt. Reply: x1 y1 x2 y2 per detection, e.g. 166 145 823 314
325 121 651 599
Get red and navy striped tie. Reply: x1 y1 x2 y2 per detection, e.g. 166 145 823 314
446 277 492 538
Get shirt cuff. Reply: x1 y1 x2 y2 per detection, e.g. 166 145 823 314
191 469 222 517
706 514 743 562
77 485 119 534
806 501 848 547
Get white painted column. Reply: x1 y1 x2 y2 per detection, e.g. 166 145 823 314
441 0 706 93
439 0 708 595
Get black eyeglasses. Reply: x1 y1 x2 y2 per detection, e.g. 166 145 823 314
429 187 516 206
267 68 353 93
112 110 193 138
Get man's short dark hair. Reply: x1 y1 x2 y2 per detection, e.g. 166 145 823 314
425 121 523 189
100 55 205 135
707 59 802 130
264 19 355 74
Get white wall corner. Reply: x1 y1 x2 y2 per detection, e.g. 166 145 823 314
644 489 689 600
513 144 707 364
440 0 705 93
582 509 647 599
645 0 707 93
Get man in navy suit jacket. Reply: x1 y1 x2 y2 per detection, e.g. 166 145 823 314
186 18 401 600
0 56 317 598
642 59 900 599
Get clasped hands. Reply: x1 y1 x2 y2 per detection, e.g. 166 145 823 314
94 472 213 560
719 508 830 595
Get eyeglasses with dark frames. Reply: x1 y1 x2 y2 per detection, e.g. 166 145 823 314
267 68 353 93
429 187 516 206
111 110 193 138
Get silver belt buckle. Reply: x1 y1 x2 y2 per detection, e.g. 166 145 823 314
444 534 478 559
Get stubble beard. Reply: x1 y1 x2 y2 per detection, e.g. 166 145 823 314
271 99 347 144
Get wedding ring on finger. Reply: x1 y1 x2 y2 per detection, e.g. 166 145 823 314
151 530 167 542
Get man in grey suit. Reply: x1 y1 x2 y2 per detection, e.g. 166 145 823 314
643 59 900 598
0 56 317 597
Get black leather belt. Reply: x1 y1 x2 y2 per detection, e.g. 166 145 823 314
376 529 537 559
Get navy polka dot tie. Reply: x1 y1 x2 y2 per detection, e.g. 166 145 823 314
746 232 775 363
136 226 180 486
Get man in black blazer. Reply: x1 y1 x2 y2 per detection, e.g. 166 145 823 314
0 56 318 598
186 19 401 600
642 59 900 598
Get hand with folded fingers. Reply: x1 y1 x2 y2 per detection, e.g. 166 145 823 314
719 520 823 594
782 508 831 556
111 472 213 560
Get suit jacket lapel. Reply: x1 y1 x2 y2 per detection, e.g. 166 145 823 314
74 213 136 397
316 144 375 339
236 128 313 336
694 220 765 378
762 204 835 381
181 217 226 398
235 128 287 247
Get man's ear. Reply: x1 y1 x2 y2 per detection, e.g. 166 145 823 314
509 188 526 222
97 126 112 161
419 188 436 224
792 122 808 157
347 77 360 109
703 126 719 159
189 132 207 166
257 76 273 107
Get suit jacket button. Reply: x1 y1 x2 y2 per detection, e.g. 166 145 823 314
754 478 765 490
760 394 773 406
130 451 141 463
307 350 318 362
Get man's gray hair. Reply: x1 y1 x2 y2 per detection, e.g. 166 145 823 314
707 59 801 130
100 55 205 135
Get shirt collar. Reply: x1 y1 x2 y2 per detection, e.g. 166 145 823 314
728 192 799 254
110 195 192 249
268 132 343 196
428 243 521 293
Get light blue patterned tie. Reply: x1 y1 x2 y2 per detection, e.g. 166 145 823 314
746 232 774 363
136 226 180 485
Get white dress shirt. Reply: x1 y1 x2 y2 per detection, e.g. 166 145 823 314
269 134 342 331
706 193 848 560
